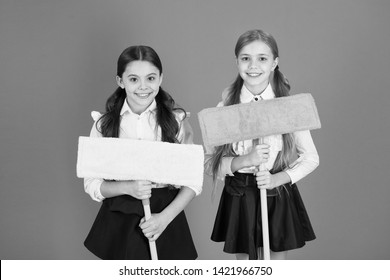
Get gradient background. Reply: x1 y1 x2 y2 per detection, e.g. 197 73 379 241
1 0 389 260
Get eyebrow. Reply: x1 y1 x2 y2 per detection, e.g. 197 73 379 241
239 53 270 57
127 73 158 78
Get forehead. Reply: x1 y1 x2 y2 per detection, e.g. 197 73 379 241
123 60 160 76
239 40 273 56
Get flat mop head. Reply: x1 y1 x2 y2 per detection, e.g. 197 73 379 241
76 137 204 195
198 93 321 147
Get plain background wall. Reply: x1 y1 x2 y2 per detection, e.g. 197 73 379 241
1 0 389 260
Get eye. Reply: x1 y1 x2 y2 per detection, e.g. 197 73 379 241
129 77 138 83
240 56 249 62
259 57 268 62
148 76 156 81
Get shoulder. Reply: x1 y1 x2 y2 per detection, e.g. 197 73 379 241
91 111 103 122
174 110 194 144
221 86 230 101
173 109 189 123
217 86 231 107
88 111 103 137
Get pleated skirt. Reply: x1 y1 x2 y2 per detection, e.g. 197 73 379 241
211 172 316 260
84 187 197 260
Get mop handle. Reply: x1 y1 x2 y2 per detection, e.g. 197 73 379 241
253 138 271 260
142 198 158 260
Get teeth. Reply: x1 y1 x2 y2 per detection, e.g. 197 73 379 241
247 73 260 77
136 93 150 98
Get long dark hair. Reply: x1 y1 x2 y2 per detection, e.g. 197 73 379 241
97 45 185 143
210 30 296 185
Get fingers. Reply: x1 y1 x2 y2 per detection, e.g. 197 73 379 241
148 233 161 242
142 231 161 241
255 144 269 154
256 170 271 189
140 193 152 200
138 180 156 188
137 187 152 200
139 214 167 241
255 144 270 155
256 144 270 149
139 219 162 241
131 181 156 199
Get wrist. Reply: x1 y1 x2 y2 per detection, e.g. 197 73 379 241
243 154 257 169
119 180 132 196
232 155 252 172
273 171 291 187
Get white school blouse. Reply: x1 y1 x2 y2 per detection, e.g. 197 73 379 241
205 83 319 184
84 99 195 202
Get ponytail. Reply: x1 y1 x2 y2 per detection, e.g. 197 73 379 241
208 75 242 197
97 87 126 137
272 66 290 98
224 75 243 106
155 87 186 143
271 66 296 173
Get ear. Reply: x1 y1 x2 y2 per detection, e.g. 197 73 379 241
272 57 279 71
159 73 163 87
116 76 124 89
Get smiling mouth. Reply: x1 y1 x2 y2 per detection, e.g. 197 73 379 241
247 72 261 77
135 92 152 98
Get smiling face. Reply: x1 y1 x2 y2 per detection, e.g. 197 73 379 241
116 60 163 114
236 40 278 95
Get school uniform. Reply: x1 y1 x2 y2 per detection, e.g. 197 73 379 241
208 84 319 260
83 100 198 260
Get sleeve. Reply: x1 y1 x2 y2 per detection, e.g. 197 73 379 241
174 112 203 196
83 111 106 202
284 130 320 184
204 145 234 180
176 112 194 144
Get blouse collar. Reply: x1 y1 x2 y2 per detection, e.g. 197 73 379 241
240 83 275 103
120 99 157 116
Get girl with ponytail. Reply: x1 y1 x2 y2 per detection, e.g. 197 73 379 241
208 30 319 260
83 45 197 260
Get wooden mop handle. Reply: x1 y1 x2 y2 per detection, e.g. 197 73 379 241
142 198 158 260
254 138 271 260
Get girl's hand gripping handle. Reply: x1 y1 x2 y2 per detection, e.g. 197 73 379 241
142 198 158 260
253 138 270 260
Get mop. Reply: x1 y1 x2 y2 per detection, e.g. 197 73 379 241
77 136 204 259
198 93 321 260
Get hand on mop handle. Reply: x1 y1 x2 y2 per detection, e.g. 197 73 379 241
246 143 270 167
141 198 159 260
140 205 170 241
253 138 271 260
122 180 154 200
256 169 275 190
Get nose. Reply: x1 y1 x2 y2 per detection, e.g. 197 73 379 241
139 79 147 90
249 60 258 69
